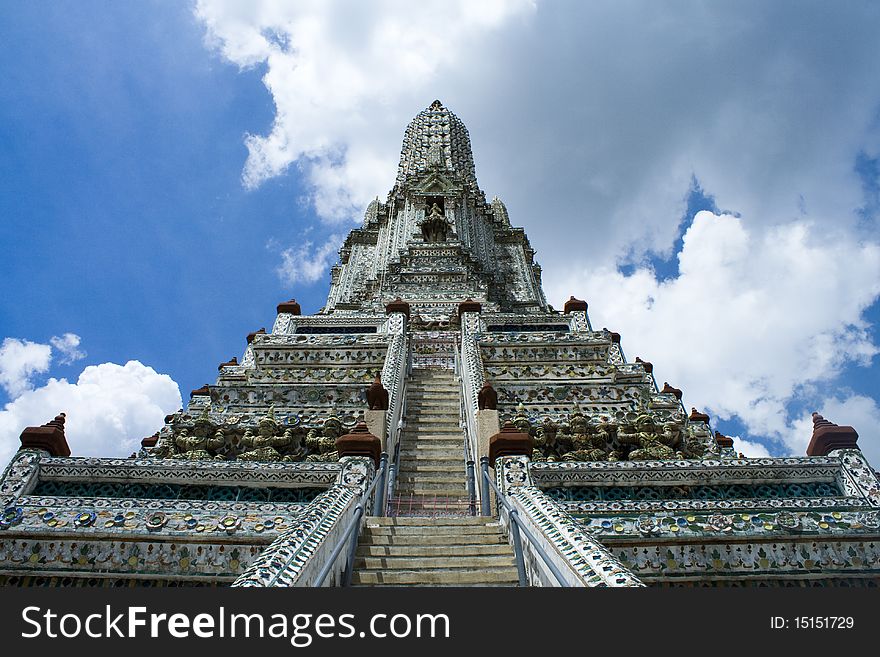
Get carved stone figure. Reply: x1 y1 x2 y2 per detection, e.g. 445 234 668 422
629 433 676 461
420 202 451 243
172 428 215 460
562 412 607 461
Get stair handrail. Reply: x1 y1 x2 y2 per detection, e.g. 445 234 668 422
311 454 388 588
383 331 410 504
455 347 478 515
459 331 483 490
481 465 568 587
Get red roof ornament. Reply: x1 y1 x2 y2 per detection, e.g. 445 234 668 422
190 384 211 398
218 356 238 370
276 298 302 315
335 421 382 467
478 381 498 410
19 413 71 457
366 374 389 410
806 412 859 456
661 382 683 400
714 431 734 449
635 357 653 374
563 296 588 314
488 421 533 466
246 328 266 344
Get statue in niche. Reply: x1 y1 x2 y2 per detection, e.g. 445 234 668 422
676 422 712 458
420 201 452 243
169 408 224 459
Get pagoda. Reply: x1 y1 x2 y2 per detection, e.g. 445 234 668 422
1 101 879 587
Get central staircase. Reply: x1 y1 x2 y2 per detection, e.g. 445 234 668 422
394 368 468 509
351 365 519 586
351 517 519 586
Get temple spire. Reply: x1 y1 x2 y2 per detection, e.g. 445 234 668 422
394 99 479 195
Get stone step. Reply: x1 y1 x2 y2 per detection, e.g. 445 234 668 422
398 450 463 458
356 544 512 557
392 464 464 473
398 455 463 464
400 434 463 443
365 516 492 526
406 392 460 399
394 470 460 478
398 455 463 462
400 444 464 452
397 463 464 473
401 425 462 433
406 402 460 411
397 458 464 467
404 421 461 429
407 385 459 390
354 555 516 570
350 568 519 586
394 481 467 494
363 524 500 536
393 479 467 489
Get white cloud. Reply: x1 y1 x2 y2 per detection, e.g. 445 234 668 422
195 3 880 267
275 234 342 286
733 437 772 459
0 361 182 469
0 333 89 399
0 338 52 398
195 0 536 221
50 333 86 365
549 211 880 448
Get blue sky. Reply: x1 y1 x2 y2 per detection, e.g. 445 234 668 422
1 1 879 467
1 3 332 398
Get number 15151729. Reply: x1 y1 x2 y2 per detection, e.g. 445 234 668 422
771 617 854 629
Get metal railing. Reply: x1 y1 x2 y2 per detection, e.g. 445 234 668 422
480 458 568 587
385 494 475 518
312 453 388 588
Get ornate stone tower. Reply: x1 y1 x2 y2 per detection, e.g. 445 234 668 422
1 101 879 588
325 99 547 319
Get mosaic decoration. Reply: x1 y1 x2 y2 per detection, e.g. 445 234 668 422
0 536 263 579
546 481 843 502
609 537 880 581
30 480 325 504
